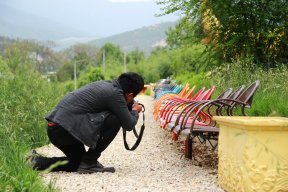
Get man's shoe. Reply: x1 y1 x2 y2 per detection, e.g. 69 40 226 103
26 150 54 170
26 150 43 169
77 161 115 173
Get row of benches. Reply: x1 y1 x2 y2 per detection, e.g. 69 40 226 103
153 80 260 159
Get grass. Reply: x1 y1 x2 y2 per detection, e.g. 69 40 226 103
0 52 64 191
174 59 288 117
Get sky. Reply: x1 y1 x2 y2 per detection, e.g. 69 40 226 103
1 0 179 37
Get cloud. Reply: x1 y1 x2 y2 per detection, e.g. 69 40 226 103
108 0 154 3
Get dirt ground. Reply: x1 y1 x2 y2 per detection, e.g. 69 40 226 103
37 95 224 192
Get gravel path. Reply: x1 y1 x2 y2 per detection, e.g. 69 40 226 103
38 95 224 192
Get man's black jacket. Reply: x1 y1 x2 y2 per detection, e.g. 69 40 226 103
45 79 139 149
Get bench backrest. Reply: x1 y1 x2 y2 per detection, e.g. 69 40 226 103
234 80 260 108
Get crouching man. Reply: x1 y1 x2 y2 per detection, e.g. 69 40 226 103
29 72 144 173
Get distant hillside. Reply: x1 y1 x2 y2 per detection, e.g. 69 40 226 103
0 3 89 44
89 21 176 54
0 3 176 52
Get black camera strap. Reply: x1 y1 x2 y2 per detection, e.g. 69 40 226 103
123 103 145 151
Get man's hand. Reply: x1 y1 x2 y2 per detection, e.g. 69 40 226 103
132 102 142 113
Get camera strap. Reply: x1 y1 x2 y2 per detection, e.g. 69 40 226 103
123 103 145 151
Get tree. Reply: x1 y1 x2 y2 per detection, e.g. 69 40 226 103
78 67 105 87
157 0 288 66
1 39 64 74
57 61 74 82
127 49 145 65
95 43 125 78
62 44 99 61
100 43 123 63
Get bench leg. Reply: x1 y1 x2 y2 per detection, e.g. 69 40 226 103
171 132 178 141
184 137 193 159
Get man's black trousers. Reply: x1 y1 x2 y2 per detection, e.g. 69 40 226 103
36 114 121 172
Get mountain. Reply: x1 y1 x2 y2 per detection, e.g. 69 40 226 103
89 21 176 54
0 3 92 49
0 3 176 53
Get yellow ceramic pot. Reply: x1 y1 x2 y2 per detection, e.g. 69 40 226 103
213 116 288 192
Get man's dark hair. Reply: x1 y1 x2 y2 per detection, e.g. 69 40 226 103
118 72 144 96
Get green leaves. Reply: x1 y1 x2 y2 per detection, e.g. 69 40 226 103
78 67 105 88
157 0 288 66
0 50 63 191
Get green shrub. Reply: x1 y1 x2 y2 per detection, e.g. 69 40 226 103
78 67 104 88
207 59 288 116
172 58 287 117
173 72 213 95
0 50 63 191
